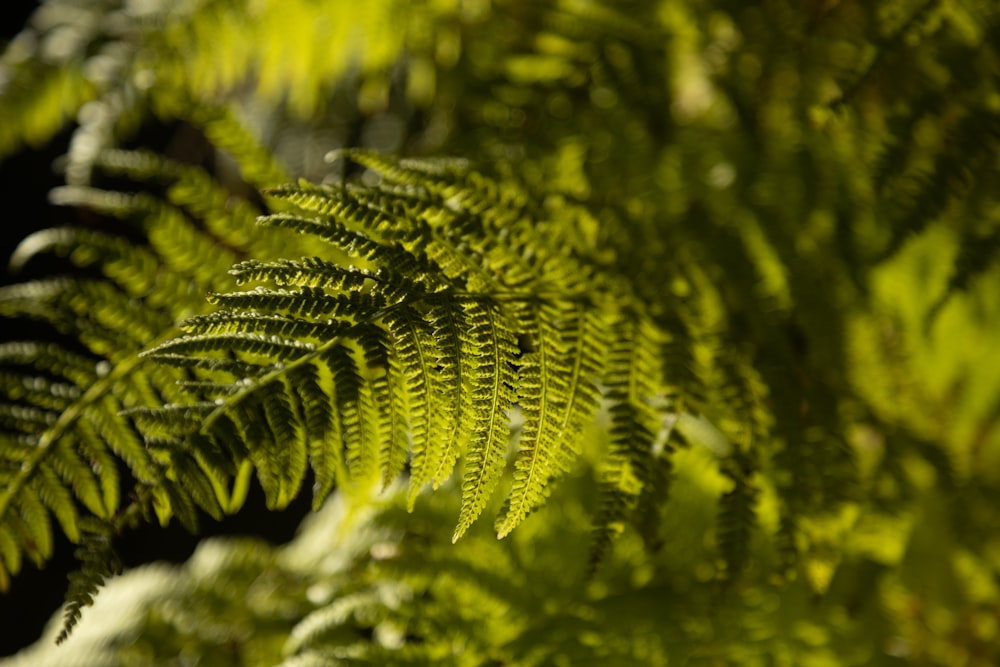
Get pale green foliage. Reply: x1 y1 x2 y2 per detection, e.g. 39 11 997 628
1 0 999 663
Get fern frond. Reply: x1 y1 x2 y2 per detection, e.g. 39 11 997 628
181 310 349 341
48 437 108 519
0 98 303 608
283 590 389 656
55 521 122 645
288 360 346 509
406 300 466 507
378 308 435 493
452 300 518 541
50 186 239 293
146 332 317 362
495 302 604 538
91 148 301 260
0 339 143 587
716 453 758 582
137 158 630 544
590 313 666 569
326 342 382 486
0 29 95 156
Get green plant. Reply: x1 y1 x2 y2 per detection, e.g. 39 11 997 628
1 0 999 664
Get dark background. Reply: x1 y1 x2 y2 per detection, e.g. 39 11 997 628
0 1 311 655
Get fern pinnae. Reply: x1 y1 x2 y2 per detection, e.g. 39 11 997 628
148 353 264 376
173 380 243 398
126 401 217 436
327 343 381 485
35 463 82 545
9 227 159 299
146 331 317 363
0 280 118 345
229 257 372 292
0 342 97 388
292 167 514 294
260 377 309 509
205 411 255 471
143 330 382 504
0 373 74 416
351 330 409 490
91 148 286 259
496 301 597 538
50 186 240 292
91 393 157 487
343 149 514 221
407 209 511 295
590 313 665 569
378 309 439 493
50 438 109 520
212 285 393 322
264 182 393 232
71 413 123 516
188 105 291 189
15 481 53 564
590 403 656 571
188 437 239 516
357 347 391 490
181 310 349 342
89 148 183 182
187 430 243 501
257 211 446 294
329 148 427 186
0 524 19 589
74 282 169 352
55 520 122 645
549 304 608 435
287 361 343 509
168 449 225 522
453 300 518 542
0 340 175 583
420 300 467 501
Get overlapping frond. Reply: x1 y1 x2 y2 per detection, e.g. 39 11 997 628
139 154 639 543
590 313 669 570
0 120 293 612
495 302 605 538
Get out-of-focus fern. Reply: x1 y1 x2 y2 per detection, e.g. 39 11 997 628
0 0 999 660
12 452 1000 666
0 130 293 594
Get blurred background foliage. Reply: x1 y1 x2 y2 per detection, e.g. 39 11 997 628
1 0 999 664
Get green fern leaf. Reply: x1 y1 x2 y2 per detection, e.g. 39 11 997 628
453 301 518 542
406 300 466 508
380 306 448 502
288 361 345 509
356 329 412 490
590 314 665 569
496 302 604 538
55 521 122 645
50 439 108 519
328 343 382 486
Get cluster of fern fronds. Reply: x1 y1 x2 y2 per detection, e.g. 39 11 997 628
13 451 991 667
2 0 1000 663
